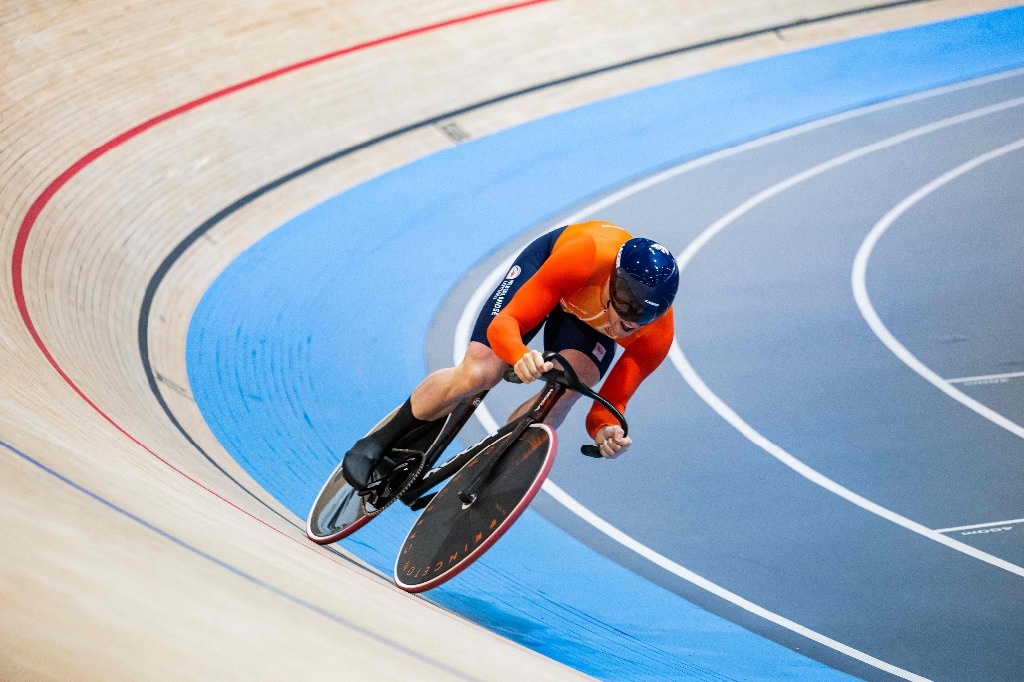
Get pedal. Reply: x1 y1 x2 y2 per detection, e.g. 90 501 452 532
372 449 417 477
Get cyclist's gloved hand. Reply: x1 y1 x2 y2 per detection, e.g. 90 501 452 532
514 349 554 384
595 425 631 458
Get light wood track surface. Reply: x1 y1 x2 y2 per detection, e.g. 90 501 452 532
1 1 1014 679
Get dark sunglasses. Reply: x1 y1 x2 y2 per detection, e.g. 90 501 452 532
610 275 645 325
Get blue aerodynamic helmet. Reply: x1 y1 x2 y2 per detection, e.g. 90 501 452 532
609 238 679 325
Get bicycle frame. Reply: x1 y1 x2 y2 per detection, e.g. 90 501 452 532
307 352 625 545
456 372 568 505
401 351 626 509
393 352 628 592
400 417 524 507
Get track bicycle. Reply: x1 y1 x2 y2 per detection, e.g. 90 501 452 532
306 352 627 592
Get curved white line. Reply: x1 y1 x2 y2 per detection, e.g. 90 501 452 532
456 381 932 681
666 347 1024 578
668 106 1024 580
852 137 1024 440
541 481 929 681
453 70 1024 678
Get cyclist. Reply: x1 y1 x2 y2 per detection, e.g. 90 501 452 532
342 220 678 490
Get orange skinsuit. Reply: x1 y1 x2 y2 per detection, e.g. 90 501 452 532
486 221 675 438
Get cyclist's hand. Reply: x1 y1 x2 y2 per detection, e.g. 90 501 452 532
595 425 631 458
514 350 553 384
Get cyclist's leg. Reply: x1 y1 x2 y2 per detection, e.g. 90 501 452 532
343 348 504 489
504 348 598 428
507 307 616 428
411 341 506 421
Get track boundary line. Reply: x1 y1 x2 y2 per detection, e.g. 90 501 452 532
672 103 1024 577
853 138 1024 438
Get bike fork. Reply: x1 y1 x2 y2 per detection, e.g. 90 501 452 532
458 380 566 507
457 418 531 506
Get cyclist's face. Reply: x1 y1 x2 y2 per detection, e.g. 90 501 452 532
604 280 640 337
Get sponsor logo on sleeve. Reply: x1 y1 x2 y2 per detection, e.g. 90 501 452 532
490 266 522 316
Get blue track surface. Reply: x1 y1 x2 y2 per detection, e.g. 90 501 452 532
187 8 1024 680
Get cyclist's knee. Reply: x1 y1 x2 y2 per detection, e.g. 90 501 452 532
555 348 600 387
453 342 504 392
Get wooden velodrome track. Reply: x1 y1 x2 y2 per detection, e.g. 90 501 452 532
2 1 1016 679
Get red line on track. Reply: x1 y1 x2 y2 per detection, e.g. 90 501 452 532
11 0 551 557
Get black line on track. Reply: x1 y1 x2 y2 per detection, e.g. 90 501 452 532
138 0 940 556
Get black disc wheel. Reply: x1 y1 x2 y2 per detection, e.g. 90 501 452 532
306 450 424 544
306 408 447 544
306 459 372 544
394 423 555 592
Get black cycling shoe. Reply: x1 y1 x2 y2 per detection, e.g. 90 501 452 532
341 437 387 491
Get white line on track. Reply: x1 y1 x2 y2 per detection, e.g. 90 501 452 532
852 137 1024 442
937 517 1024 534
670 112 1024 588
457 398 929 681
543 482 932 681
454 68 1024 679
946 370 1024 385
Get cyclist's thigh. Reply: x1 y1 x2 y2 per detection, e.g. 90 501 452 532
542 307 616 381
469 226 568 348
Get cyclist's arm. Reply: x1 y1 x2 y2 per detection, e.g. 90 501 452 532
486 237 596 365
585 309 674 439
